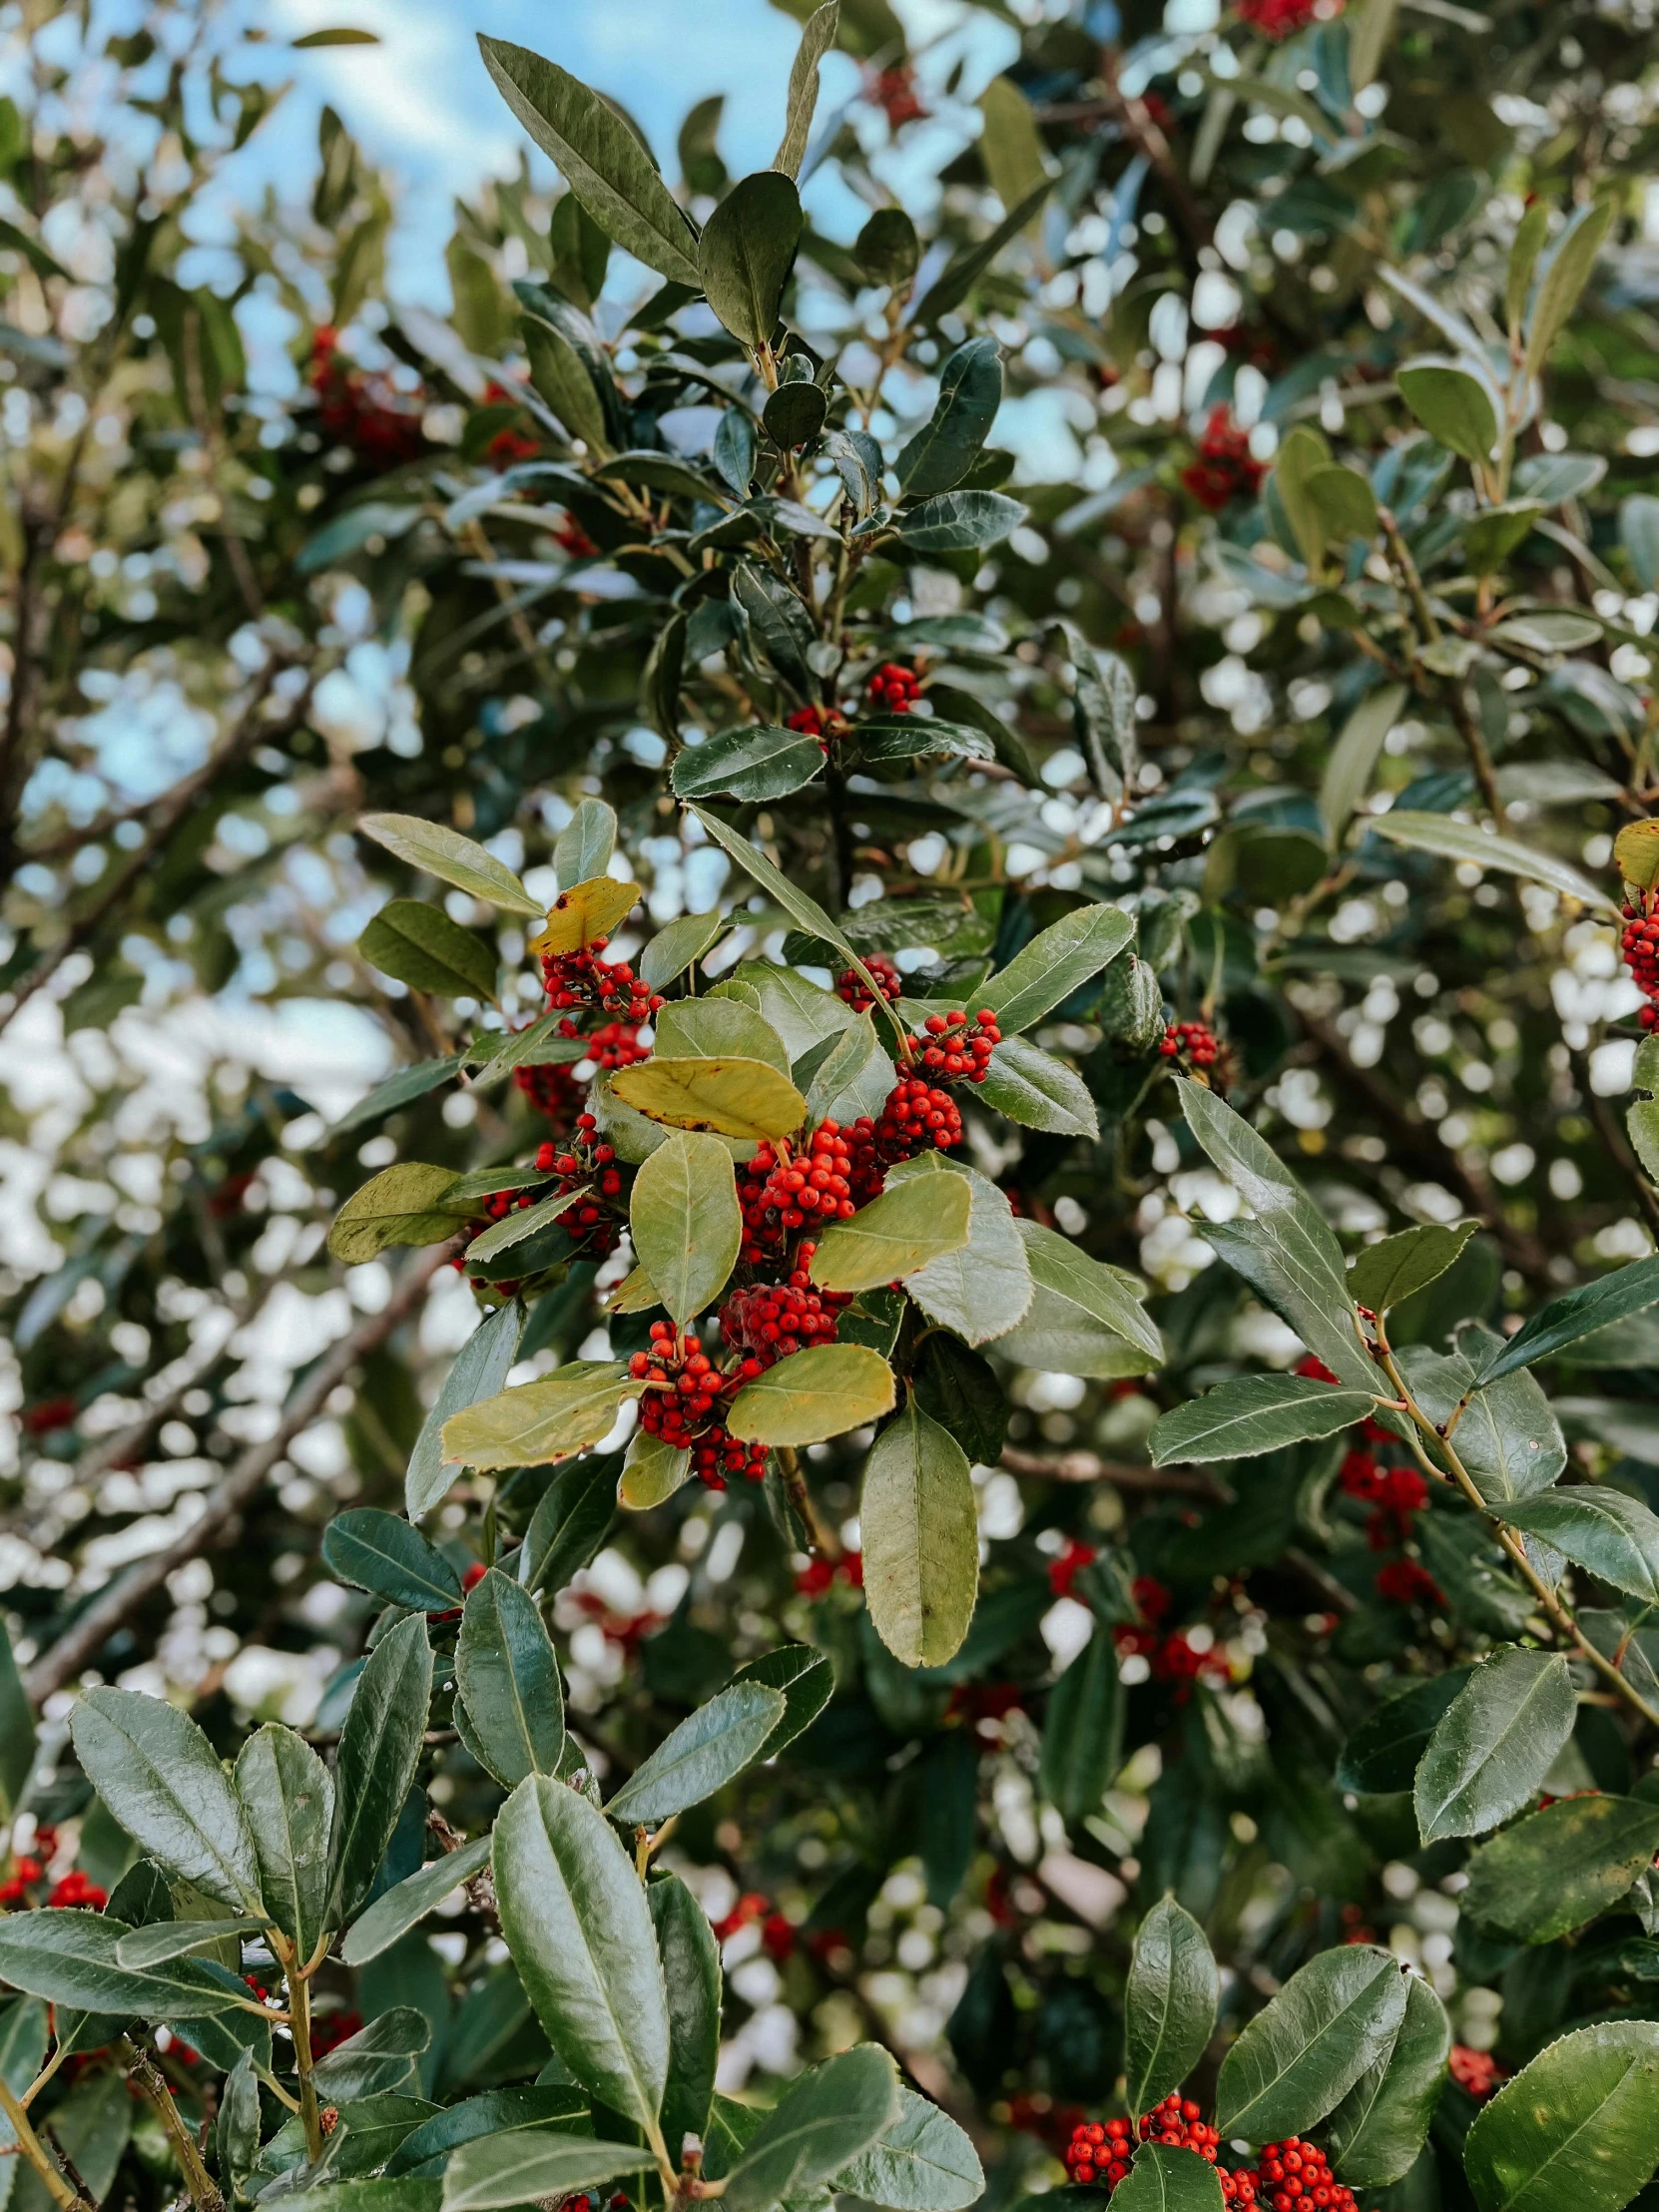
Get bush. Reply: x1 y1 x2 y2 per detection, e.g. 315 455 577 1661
7 1 1659 2208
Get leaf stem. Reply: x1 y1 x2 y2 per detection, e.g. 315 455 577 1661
119 2038 226 2212
282 1943 325 2163
776 1444 838 1561
0 2076 93 2212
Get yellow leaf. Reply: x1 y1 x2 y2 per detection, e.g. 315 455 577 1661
327 1163 461 1264
809 1173 972 1293
441 1362 640 1470
727 1344 896 1445
619 1431 692 1510
528 875 643 956
1616 821 1659 893
611 1056 806 1143
607 1264 663 1315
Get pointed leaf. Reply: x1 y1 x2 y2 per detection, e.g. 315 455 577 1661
723 2045 900 2212
975 1037 1099 1138
834 2088 983 2211
1150 1376 1380 1465
774 2 838 178
650 1872 722 2152
897 1159 1033 1349
1040 1626 1121 1825
442 1363 638 1472
360 902 498 999
457 1569 565 1788
1461 1794 1659 1943
443 2134 655 2212
328 1613 433 1922
861 1400 978 1669
1112 2146 1225 2212
234 1725 335 1958
342 1836 493 1968
1348 1221 1476 1312
1463 2020 1659 2212
672 724 826 804
612 1056 807 1143
408 1302 525 1519
728 1646 835 1761
323 1509 462 1612
1368 811 1618 914
608 1683 786 1826
1500 1487 1659 1604
728 1343 896 1445
1413 1649 1577 1845
699 171 803 347
808 1173 972 1294
1475 1255 1659 1383
1524 201 1613 377
1125 1897 1220 2113
1214 1945 1410 2142
629 1131 743 1325
896 336 1002 498
328 1164 462 1264
641 910 724 991
529 876 642 958
360 813 541 916
1325 1971 1448 2188
70 1689 263 1913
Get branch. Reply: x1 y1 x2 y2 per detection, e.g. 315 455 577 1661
999 1444 1227 1499
25 1242 454 1705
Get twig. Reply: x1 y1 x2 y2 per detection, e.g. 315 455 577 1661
25 1242 455 1703
776 1445 839 1560
120 2040 226 2212
999 1444 1227 1498
0 2077 91 2212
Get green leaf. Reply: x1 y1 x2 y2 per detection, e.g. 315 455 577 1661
1214 1944 1411 2142
328 1613 433 1921
1622 493 1659 593
70 1690 263 1914
520 1452 618 1597
774 2 838 177
728 1645 835 1761
442 1362 637 1472
1124 1897 1220 2113
654 998 791 1075
641 910 724 991
1180 1085 1379 1394
328 1164 461 1264
553 799 618 890
443 2134 655 2212
1396 358 1498 464
525 317 611 454
1336 1671 1472 1795
0 1621 35 1822
607 1683 787 1826
629 1130 742 1326
728 1343 896 1445
360 812 542 916
1393 1335 1563 1506
1149 1375 1381 1465
113 1916 264 1967
855 207 919 286
1463 1793 1659 1944
698 170 803 346
1325 1971 1449 2189
327 1056 466 1142
477 39 700 286
492 1773 671 2128
1304 463 1379 542
612 1056 807 1143
1466 501 1543 574
620 1429 693 1510
897 1159 1034 1349
234 1725 334 1958
1524 201 1613 377
1320 684 1406 849
808 1173 973 1293
1349 1220 1476 1311
650 1872 722 2152
1464 2020 1659 2212
834 2088 983 2212
1368 812 1618 914
1500 1487 1659 1603
0 1910 252 2019
1413 1650 1577 1845
1476 1256 1659 1384
976 1037 1099 1137
724 2045 900 2212
407 1303 524 1520
322 1509 463 1613
1040 1626 1122 1825
1006 1222 1161 1364
672 725 826 805
1111 2145 1226 2212
897 336 1002 498
341 1836 493 1968
861 1400 978 1669
386 2087 590 2179
457 1570 565 1788
894 490 1024 552
359 901 497 999
915 182 1050 325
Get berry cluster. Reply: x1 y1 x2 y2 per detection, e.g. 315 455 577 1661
310 327 427 467
534 1117 625 1257
865 65 928 127
1376 1556 1443 1607
837 952 902 1009
1113 1578 1229 1697
1255 2139 1359 2212
871 1076 962 1161
738 1126 859 1264
721 1276 847 1368
796 1550 863 1598
866 661 922 713
479 376 540 467
1180 406 1265 512
514 1059 584 1125
1159 1019 1222 1068
788 704 850 748
1047 1538 1096 1600
1235 0 1336 38
586 1019 650 1071
0 1849 105 1912
1621 898 1659 1026
1449 2044 1505 2099
630 1323 769 1490
1340 1439 1429 1548
539 938 661 1030
1065 2102 1255 2204
907 1008 1000 1082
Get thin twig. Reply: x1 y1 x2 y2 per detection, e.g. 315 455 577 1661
999 1443 1227 1498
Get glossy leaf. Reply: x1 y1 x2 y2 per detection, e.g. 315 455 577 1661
1463 2020 1659 2212
526 315 611 453
897 336 1002 498
328 1613 433 1922
976 1037 1099 1137
834 2087 983 2211
1150 1375 1380 1465
492 1773 671 2128
640 909 724 990
1476 1254 1659 1384
443 2133 655 2212
728 1342 896 1444
359 813 541 916
1214 1944 1410 2142
983 904 1134 1034
234 1724 334 1957
0 1910 252 2018
528 875 642 957
1112 2146 1225 2212
328 1164 462 1264
728 1645 835 1760
672 724 825 804
1413 1650 1577 1845
607 1682 787 1825
898 1159 1034 1348
1124 1897 1220 2112
456 1569 565 1788
327 1056 466 1142
620 1428 693 1510
861 1400 978 1668
1369 811 1618 914
70 1689 264 1913
1461 1795 1659 1943
1335 1670 1472 1795
650 1872 722 2152
1500 1486 1659 1603
808 1171 972 1293
442 1362 638 1472
341 1835 493 1968
1325 1970 1449 2187
1040 1626 1121 1825
407 1301 525 1519
1348 1219 1476 1311
322 1508 462 1612
360 900 497 999
723 2044 900 2212
629 1130 743 1324
698 171 803 347
893 489 1024 552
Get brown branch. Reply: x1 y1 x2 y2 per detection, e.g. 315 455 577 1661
25 1242 455 1705
999 1444 1227 1499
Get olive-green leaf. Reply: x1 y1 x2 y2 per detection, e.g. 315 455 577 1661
774 1 838 178
1369 811 1618 915
1524 200 1613 378
629 1131 742 1327
360 901 498 999
1475 1254 1659 1384
322 1507 462 1612
407 1301 525 1521
444 2134 655 2212
492 1773 671 2128
525 316 612 453
1320 684 1407 849
651 1872 722 2153
1040 1625 1121 1825
327 1613 433 1922
1500 1487 1659 1604
1335 1670 1472 1795
672 725 825 805
0 1910 254 2020
1463 2020 1659 2212
896 336 1002 498
1325 1970 1448 2188
1112 2146 1226 2212
70 1689 264 1914
975 1038 1099 1138
113 1916 265 1967
1348 1220 1476 1312
728 1645 835 1761
456 1569 565 1789
1150 1375 1380 1465
698 171 803 347
897 1159 1034 1349
834 2088 983 2211
653 998 792 1075
1413 1650 1577 1845
612 1056 808 1144
728 1343 896 1445
359 812 542 916
723 2044 900 2212
327 1056 466 1142
341 1835 493 1968
808 1172 972 1293
1124 1897 1220 2113
477 39 701 286
328 1164 461 1264
607 1683 787 1826
983 903 1135 1034
861 1400 978 1669
1214 1945 1410 2142
1461 1795 1659 1944
442 1362 639 1472
894 490 1023 552
1396 358 1498 464
640 910 724 991
233 1725 334 1958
